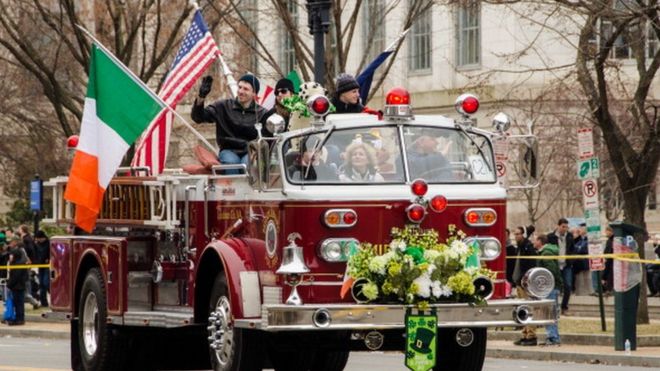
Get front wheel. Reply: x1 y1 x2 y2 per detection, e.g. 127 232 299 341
208 273 263 371
77 268 127 371
433 327 486 371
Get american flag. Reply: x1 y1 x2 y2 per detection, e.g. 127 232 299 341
132 10 219 174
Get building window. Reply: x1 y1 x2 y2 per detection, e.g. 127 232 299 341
363 0 386 62
409 7 432 71
598 0 658 60
281 0 297 73
456 0 480 67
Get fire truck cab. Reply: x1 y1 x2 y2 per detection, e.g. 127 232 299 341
45 89 555 371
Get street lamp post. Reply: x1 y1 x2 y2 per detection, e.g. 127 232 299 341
306 0 331 85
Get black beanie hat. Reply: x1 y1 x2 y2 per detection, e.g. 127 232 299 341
238 74 260 93
275 78 295 93
335 73 360 97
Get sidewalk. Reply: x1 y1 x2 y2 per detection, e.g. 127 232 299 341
1 311 659 368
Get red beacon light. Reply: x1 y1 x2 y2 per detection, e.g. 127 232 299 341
384 87 413 119
385 87 410 105
455 93 479 116
309 95 331 116
67 135 79 150
429 195 448 213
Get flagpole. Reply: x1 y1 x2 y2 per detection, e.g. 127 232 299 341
75 24 218 154
384 27 410 53
217 53 239 99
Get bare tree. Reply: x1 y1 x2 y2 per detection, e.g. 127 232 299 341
205 0 434 102
0 0 194 222
484 0 659 323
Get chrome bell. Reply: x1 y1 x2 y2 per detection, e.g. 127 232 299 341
276 233 310 275
276 233 310 305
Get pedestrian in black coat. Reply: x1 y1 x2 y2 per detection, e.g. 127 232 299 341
547 218 576 314
6 237 28 325
601 226 614 293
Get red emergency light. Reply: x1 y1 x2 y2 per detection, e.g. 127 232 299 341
385 87 410 105
455 94 479 115
429 195 448 213
406 204 426 224
67 135 79 150
410 179 428 197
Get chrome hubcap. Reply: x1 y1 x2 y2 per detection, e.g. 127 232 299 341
82 292 99 356
207 296 233 367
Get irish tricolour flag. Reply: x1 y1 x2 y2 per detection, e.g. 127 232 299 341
64 44 163 232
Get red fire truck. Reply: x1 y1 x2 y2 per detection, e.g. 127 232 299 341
44 89 556 371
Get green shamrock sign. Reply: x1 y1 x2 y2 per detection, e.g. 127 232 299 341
405 310 437 371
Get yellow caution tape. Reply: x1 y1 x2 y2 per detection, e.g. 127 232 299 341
0 264 51 270
507 253 660 265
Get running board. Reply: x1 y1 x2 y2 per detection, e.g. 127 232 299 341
108 310 195 328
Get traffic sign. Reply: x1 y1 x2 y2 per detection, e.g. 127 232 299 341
577 157 600 180
577 128 594 159
30 179 43 211
493 136 508 161
584 209 601 239
582 179 599 209
496 161 506 178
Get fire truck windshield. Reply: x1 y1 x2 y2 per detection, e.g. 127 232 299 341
283 125 496 184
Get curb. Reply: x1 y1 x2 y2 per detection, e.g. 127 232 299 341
486 347 660 368
0 328 70 340
489 330 660 347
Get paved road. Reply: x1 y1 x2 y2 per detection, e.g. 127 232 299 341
0 336 651 370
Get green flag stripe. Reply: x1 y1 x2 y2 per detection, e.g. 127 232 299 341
87 45 162 144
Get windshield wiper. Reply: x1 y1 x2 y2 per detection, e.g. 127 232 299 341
454 123 493 172
303 125 335 181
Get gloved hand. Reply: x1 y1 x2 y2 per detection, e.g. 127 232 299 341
198 76 213 98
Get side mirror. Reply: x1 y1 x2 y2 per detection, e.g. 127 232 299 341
491 112 511 133
247 140 271 191
505 135 539 189
266 114 286 135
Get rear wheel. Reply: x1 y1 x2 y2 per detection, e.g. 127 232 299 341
433 327 486 371
208 273 262 371
77 268 127 371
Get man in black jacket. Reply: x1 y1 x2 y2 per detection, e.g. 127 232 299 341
548 218 576 315
512 226 538 346
18 225 40 309
192 74 267 174
6 236 28 326
34 230 50 307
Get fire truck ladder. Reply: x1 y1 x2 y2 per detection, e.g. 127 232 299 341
43 175 181 230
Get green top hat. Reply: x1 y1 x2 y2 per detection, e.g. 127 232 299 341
411 327 435 354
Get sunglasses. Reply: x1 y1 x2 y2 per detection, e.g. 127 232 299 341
276 88 290 95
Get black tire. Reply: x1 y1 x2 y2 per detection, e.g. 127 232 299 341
77 268 127 371
208 273 263 371
433 327 486 371
311 350 350 371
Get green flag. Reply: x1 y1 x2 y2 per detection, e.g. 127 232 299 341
286 70 302 93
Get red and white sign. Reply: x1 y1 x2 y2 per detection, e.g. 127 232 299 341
493 136 508 161
582 179 599 209
588 242 605 271
496 161 506 178
577 128 594 159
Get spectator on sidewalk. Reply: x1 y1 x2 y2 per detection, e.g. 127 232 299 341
505 228 516 296
534 233 562 346
512 225 538 346
17 225 40 310
33 230 50 307
646 244 660 297
601 226 614 294
573 223 591 296
548 218 576 315
6 236 27 326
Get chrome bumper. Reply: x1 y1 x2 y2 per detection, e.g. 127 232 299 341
234 299 556 331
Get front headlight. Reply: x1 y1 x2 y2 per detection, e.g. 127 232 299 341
463 237 501 261
318 238 359 262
